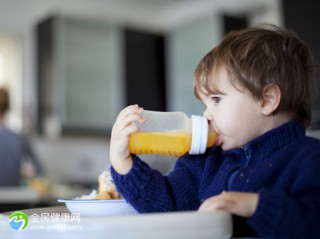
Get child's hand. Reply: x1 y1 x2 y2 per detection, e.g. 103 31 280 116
198 191 259 217
110 105 145 174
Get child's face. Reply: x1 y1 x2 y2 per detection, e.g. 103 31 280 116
200 67 267 151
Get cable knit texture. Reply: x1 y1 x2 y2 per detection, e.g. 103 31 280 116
111 121 320 238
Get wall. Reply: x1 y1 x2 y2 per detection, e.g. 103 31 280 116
166 0 283 116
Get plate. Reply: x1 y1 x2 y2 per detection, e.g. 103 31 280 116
58 198 137 216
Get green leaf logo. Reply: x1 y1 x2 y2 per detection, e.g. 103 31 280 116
9 211 29 230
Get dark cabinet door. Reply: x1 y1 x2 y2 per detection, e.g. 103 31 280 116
282 0 320 129
124 29 166 111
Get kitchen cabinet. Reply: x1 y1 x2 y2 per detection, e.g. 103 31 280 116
37 15 124 135
37 15 166 136
124 29 166 111
283 0 320 129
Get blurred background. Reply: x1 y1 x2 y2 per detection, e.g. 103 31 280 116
0 0 319 210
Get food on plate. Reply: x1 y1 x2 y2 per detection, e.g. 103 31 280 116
77 170 122 199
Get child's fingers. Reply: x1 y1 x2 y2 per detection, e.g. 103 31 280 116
198 191 258 217
110 105 146 155
117 104 144 121
121 121 142 137
114 105 145 130
113 114 145 138
198 194 234 212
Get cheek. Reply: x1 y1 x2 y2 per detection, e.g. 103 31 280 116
215 105 246 135
213 109 235 132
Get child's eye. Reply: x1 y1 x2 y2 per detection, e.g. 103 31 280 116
212 96 221 104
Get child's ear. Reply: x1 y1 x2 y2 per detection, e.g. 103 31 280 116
260 84 281 115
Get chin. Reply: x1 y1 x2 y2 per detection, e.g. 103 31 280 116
221 144 236 151
221 146 229 151
220 144 228 151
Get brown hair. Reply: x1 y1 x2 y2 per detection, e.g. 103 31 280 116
0 87 9 116
194 24 317 128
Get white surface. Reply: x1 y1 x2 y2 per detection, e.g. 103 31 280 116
0 210 232 239
57 199 137 216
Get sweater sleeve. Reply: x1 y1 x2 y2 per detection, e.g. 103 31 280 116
111 154 202 213
247 189 286 236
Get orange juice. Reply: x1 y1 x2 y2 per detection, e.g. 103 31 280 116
129 130 217 157
129 132 192 156
207 131 217 148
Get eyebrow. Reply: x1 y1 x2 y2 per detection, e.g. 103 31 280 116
197 88 225 103
208 84 226 95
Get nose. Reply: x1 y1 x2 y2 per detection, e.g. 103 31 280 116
203 108 213 122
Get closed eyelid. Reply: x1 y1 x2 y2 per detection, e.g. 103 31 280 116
209 92 225 98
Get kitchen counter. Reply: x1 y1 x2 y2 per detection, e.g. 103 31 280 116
0 185 91 212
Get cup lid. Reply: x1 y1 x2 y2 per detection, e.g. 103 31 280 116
189 115 208 155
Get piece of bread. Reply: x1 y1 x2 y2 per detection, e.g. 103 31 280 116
95 191 111 199
76 170 122 199
96 171 122 199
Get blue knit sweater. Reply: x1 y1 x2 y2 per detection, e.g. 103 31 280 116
111 121 320 238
